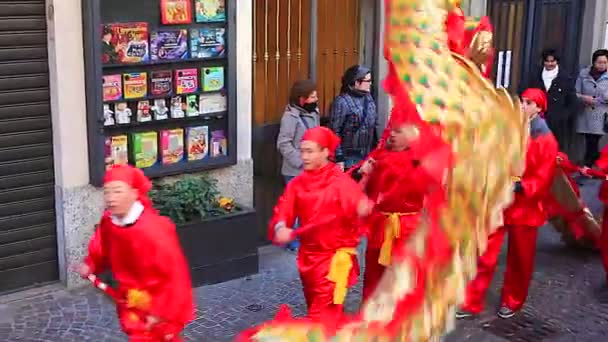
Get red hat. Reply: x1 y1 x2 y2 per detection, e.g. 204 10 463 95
301 127 341 157
521 88 547 113
104 165 153 208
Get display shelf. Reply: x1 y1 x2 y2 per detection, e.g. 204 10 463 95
103 111 227 133
102 56 226 69
103 89 225 104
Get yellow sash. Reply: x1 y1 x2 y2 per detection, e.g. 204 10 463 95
326 247 357 304
378 212 417 266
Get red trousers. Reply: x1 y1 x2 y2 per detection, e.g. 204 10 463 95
117 305 184 342
362 248 384 302
462 225 538 313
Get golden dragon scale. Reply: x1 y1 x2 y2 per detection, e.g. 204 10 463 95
239 0 528 340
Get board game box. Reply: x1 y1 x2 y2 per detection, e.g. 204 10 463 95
105 135 129 170
102 22 149 64
132 131 158 169
123 72 147 99
161 128 185 165
198 93 227 114
150 29 188 61
190 27 226 59
103 74 122 101
150 70 173 97
175 68 198 94
201 66 224 91
186 126 209 161
161 0 192 24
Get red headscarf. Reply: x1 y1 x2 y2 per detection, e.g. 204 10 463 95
104 165 153 209
521 88 547 113
302 127 341 157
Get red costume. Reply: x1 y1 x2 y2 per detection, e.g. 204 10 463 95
360 100 450 302
461 89 558 314
588 145 608 281
84 166 194 341
269 127 369 321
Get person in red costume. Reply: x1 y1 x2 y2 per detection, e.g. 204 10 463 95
270 126 374 321
456 88 558 319
581 145 608 282
355 99 452 302
74 165 194 341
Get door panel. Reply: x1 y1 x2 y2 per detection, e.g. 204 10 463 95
488 0 526 93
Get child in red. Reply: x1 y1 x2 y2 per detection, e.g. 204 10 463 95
270 126 373 321
457 88 558 319
74 165 194 341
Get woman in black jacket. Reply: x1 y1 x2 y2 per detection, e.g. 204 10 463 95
527 49 579 158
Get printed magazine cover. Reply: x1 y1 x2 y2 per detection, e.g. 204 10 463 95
186 126 209 161
161 0 192 24
137 100 152 122
211 129 227 157
150 29 188 61
152 99 169 120
186 94 199 116
195 0 226 22
161 128 185 165
190 27 226 59
102 74 122 101
132 131 158 169
102 22 149 64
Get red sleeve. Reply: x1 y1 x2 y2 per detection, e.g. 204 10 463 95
83 217 110 275
446 9 466 55
595 146 608 171
268 180 298 241
338 175 368 217
141 217 194 325
520 135 558 198
559 158 581 174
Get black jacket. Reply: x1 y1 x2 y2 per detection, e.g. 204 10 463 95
526 67 579 149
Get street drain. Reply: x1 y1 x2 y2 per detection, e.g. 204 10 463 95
483 312 562 341
246 304 263 312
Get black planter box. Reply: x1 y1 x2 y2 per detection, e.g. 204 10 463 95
176 207 259 287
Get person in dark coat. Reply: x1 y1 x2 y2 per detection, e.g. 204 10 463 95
527 49 579 158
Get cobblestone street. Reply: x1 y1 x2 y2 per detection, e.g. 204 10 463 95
1 180 608 341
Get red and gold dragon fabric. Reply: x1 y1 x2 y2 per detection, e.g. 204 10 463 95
238 1 527 340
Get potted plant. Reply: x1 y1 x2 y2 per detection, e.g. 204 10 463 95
150 175 258 287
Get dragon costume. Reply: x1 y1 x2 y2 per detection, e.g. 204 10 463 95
238 0 527 340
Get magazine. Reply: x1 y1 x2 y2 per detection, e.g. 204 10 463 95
105 135 128 170
186 94 199 116
123 72 147 99
201 66 224 91
114 102 132 124
175 68 198 94
170 96 185 118
137 101 152 122
152 99 169 120
150 70 173 97
210 129 227 157
132 131 159 168
198 93 227 114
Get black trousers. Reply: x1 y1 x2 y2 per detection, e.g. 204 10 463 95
583 133 602 167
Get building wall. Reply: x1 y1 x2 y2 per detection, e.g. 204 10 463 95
47 0 254 288
579 0 608 68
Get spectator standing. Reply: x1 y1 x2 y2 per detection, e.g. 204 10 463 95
330 65 378 170
276 80 320 251
527 49 578 157
576 49 608 166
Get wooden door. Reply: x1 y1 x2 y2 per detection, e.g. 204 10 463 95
527 0 583 78
487 0 527 93
252 0 311 243
316 0 361 116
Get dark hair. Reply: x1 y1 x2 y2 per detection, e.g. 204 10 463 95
340 65 371 93
289 80 316 105
541 48 560 62
592 49 608 63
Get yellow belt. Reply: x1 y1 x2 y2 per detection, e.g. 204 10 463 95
326 247 357 305
511 176 522 182
378 211 417 267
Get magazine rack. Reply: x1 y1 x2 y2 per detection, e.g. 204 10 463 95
82 0 237 186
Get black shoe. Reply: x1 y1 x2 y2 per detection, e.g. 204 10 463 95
497 306 516 319
455 309 476 319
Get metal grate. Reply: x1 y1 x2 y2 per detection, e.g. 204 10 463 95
483 312 563 341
